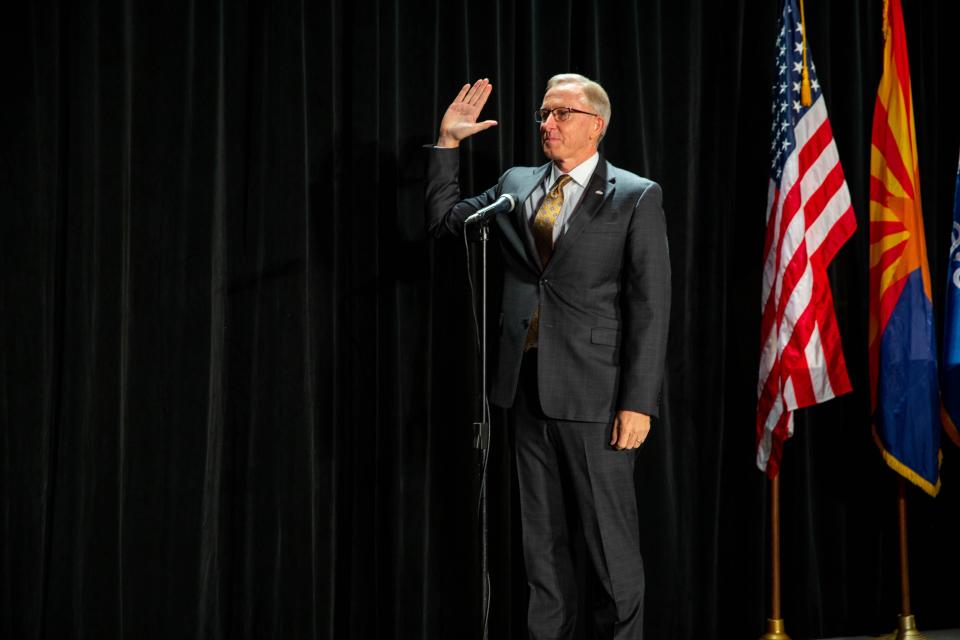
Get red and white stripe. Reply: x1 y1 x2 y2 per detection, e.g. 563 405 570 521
756 96 857 476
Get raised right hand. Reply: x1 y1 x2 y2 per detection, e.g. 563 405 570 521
436 78 498 148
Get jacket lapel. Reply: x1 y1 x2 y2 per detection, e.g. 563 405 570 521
546 159 616 271
496 163 551 273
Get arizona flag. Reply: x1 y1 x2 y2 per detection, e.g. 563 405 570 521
940 150 960 446
869 0 941 496
756 0 856 477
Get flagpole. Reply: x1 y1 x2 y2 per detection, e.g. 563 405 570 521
898 479 911 619
760 474 789 640
890 478 925 639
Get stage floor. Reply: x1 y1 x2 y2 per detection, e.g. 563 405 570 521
823 631 960 640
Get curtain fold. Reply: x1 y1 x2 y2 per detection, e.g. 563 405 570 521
3 1 960 638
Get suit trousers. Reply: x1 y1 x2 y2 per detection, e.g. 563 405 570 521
512 350 645 640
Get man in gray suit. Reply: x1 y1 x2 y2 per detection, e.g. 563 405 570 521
426 74 670 639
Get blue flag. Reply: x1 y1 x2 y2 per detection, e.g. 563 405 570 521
942 149 960 447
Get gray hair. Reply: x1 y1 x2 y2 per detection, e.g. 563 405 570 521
546 73 611 140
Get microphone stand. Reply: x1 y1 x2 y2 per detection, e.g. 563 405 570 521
472 220 492 640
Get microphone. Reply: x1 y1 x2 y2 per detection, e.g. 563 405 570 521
465 193 517 225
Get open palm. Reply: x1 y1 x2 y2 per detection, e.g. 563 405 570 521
437 78 498 147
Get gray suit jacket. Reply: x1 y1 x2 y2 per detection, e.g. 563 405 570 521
426 147 670 422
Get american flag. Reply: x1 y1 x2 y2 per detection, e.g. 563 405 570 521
756 0 857 476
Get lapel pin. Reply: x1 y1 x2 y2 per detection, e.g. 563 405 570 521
595 190 604 195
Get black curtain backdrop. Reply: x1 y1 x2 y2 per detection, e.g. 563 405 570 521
3 1 960 638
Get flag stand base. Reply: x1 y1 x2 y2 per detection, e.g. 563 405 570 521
759 618 790 640
877 615 926 640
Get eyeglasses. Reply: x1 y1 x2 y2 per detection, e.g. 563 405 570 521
534 107 599 123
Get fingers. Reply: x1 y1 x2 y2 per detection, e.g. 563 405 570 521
617 433 644 450
472 80 493 108
613 426 639 450
616 425 634 450
613 414 634 450
453 83 470 103
462 78 492 106
612 411 651 451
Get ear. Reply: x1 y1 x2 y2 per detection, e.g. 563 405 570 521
593 117 604 138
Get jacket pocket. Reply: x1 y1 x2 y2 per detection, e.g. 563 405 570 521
591 327 620 347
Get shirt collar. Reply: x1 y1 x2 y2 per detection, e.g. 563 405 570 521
551 151 600 188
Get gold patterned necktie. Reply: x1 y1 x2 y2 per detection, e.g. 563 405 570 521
524 174 572 351
532 174 572 267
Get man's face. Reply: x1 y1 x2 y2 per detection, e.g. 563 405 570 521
539 83 603 166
